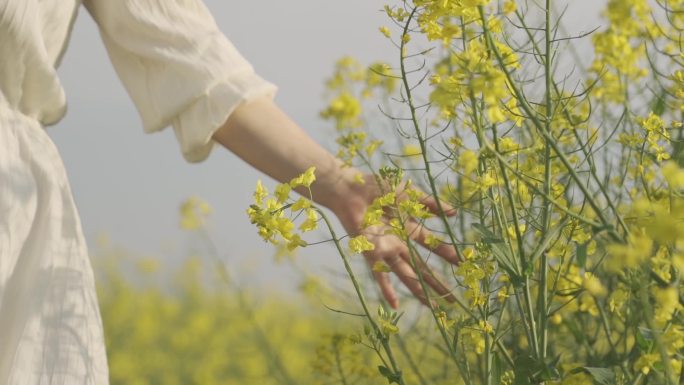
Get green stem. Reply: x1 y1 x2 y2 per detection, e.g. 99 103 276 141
404 235 460 364
399 7 461 258
483 141 602 229
491 125 527 274
478 6 621 242
538 0 553 362
317 210 406 385
515 7 629 236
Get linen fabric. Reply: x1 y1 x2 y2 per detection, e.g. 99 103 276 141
0 0 276 383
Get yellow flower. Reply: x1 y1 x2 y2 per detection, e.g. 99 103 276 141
609 288 630 315
336 132 367 166
379 26 391 38
380 319 399 335
320 92 363 130
456 151 478 176
290 167 317 188
634 353 660 375
462 328 486 354
503 0 516 14
605 230 653 272
497 286 509 302
348 235 375 253
179 196 211 231
479 320 494 334
274 183 291 203
254 180 268 205
663 161 684 190
286 234 307 252
461 247 476 260
291 197 311 211
276 217 296 240
507 223 526 239
477 173 497 191
365 139 383 157
425 233 443 250
299 208 319 232
653 286 681 325
398 200 431 219
582 272 607 297
362 208 384 228
402 144 422 159
372 261 391 273
487 105 506 123
377 191 396 206
435 311 455 330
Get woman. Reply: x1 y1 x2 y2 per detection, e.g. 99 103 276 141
0 0 458 383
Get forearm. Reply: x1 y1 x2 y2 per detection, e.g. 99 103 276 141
212 96 365 223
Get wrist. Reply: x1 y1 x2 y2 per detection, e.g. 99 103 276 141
313 167 369 232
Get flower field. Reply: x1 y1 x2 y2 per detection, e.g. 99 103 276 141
101 0 684 384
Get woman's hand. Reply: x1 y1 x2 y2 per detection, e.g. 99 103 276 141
330 174 459 309
213 98 458 308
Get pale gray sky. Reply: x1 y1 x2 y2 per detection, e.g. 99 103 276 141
49 1 606 291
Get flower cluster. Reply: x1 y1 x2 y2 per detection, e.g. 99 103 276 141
247 167 318 252
320 57 398 168
589 0 653 103
430 38 520 124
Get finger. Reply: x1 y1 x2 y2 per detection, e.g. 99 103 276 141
389 255 438 307
373 270 399 309
420 194 457 216
401 250 456 303
405 220 460 265
395 183 456 216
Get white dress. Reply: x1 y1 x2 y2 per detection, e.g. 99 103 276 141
0 1 276 383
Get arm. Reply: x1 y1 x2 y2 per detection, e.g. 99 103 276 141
212 96 359 218
213 97 458 309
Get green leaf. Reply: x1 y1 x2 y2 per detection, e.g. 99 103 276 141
377 366 401 384
651 93 666 116
576 242 588 269
538 355 562 381
513 355 536 385
472 223 502 242
528 216 570 265
491 354 503 385
636 327 654 351
569 367 616 385
513 354 561 384
472 223 522 281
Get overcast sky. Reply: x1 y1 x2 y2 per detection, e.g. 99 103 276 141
50 0 606 292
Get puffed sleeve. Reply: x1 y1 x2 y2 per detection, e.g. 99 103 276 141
84 0 277 162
